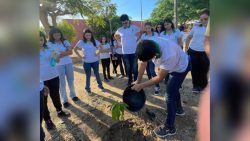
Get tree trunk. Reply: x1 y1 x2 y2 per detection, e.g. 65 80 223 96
174 0 178 28
51 14 57 27
40 6 51 37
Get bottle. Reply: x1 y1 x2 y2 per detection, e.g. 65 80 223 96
50 50 58 67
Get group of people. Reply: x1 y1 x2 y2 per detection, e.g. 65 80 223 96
40 9 210 140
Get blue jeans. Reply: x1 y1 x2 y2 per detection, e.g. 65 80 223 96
83 61 103 91
122 54 138 83
57 63 76 103
165 59 191 129
146 60 160 88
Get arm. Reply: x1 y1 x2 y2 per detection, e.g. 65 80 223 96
177 37 183 49
59 46 73 58
132 69 168 92
73 47 83 58
185 35 193 52
133 61 147 84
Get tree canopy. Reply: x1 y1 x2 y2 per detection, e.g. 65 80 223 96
150 0 209 25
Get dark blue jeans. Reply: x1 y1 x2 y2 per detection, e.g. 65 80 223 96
83 61 103 91
146 60 160 88
122 54 138 83
165 59 191 129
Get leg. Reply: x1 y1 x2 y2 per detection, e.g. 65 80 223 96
122 55 128 76
188 49 200 89
117 54 125 76
65 63 77 99
131 54 138 81
40 91 45 141
42 88 50 121
149 60 160 88
92 61 103 89
83 62 92 91
107 58 111 78
47 77 62 112
56 65 68 103
101 59 107 80
199 53 210 90
122 54 132 83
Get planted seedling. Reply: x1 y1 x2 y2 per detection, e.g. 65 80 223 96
110 101 128 141
111 101 128 121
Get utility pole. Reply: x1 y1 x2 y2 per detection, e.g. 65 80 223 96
140 0 143 28
174 0 178 27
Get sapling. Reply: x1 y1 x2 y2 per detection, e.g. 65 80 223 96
110 101 128 141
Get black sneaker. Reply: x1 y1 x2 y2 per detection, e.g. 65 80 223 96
176 109 185 116
63 102 70 108
192 88 200 94
153 125 176 138
72 96 79 102
153 86 160 96
57 111 70 118
85 90 92 95
108 77 114 80
104 78 109 82
45 119 55 130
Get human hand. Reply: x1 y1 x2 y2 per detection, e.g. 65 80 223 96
131 83 143 92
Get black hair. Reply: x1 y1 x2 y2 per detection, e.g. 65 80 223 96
155 22 164 34
179 24 185 32
200 9 209 16
40 31 47 47
136 40 157 62
82 29 97 47
110 33 115 46
164 18 175 32
120 14 129 21
100 36 108 44
144 22 154 32
49 27 66 43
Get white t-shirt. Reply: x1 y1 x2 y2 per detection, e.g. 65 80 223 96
160 28 181 44
181 31 189 50
40 48 59 81
100 43 111 59
47 40 72 65
110 41 116 54
141 32 158 40
151 37 189 73
114 41 123 54
75 40 100 63
115 25 140 54
189 25 206 51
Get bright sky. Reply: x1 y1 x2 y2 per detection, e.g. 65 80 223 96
40 0 157 26
112 0 158 21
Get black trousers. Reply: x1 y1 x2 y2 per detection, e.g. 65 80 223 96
40 90 45 141
43 76 62 121
101 58 111 79
110 54 119 74
116 54 125 76
188 48 210 90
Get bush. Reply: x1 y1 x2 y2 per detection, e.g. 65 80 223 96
57 20 77 42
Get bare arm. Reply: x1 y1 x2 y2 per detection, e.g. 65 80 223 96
133 61 147 84
185 35 193 52
59 46 73 58
132 69 168 92
73 47 83 58
177 37 183 49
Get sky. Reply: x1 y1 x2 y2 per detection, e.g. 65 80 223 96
40 0 158 26
112 0 158 21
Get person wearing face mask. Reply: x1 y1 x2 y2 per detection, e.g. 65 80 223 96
186 10 210 94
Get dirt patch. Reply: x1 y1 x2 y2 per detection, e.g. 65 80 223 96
43 60 200 141
102 118 155 141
